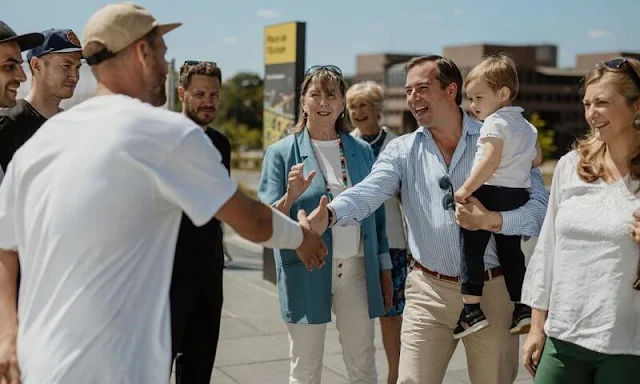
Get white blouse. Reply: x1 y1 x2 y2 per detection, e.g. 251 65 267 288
522 151 640 355
311 139 363 260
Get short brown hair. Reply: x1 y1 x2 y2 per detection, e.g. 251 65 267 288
179 61 222 88
404 55 464 105
465 54 519 101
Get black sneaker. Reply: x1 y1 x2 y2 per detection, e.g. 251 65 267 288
510 304 532 335
453 307 490 339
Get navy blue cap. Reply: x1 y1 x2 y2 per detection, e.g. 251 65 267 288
27 29 82 61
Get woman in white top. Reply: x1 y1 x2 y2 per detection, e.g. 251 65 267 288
346 81 408 384
521 57 640 383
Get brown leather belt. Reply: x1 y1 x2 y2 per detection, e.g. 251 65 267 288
412 261 503 283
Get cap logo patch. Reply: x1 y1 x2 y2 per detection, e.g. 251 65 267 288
66 31 81 47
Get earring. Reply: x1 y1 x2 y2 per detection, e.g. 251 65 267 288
340 112 344 119
634 113 640 130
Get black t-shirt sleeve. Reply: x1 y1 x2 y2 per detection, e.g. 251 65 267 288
0 101 47 171
0 116 17 171
208 128 232 175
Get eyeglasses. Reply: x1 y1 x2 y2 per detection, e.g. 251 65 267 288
603 58 640 91
439 175 454 210
304 65 343 78
180 60 218 74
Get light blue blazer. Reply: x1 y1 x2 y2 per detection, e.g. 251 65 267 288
258 128 390 324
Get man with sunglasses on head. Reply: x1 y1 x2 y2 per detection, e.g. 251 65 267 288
170 60 229 384
0 28 83 175
0 22 43 184
0 4 326 384
308 55 549 384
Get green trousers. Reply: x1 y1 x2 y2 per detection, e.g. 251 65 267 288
535 337 640 384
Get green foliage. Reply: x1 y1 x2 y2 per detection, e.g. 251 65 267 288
529 112 556 160
217 120 263 150
213 72 264 131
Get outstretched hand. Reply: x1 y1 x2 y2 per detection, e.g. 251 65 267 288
296 208 328 271
287 163 316 203
307 196 330 235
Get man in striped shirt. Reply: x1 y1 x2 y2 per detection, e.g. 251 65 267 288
311 55 548 384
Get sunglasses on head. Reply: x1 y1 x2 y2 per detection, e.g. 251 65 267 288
180 60 218 74
602 58 640 91
304 65 343 78
439 175 455 210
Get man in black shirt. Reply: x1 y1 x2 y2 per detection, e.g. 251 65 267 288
0 28 82 171
0 21 43 182
171 61 231 384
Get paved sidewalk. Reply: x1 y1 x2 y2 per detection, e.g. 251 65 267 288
170 231 537 383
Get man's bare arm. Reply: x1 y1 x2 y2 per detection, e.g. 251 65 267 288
215 190 274 243
0 249 19 382
215 190 327 270
0 249 18 331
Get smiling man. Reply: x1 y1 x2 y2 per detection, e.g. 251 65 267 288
170 60 230 384
308 55 549 384
0 28 82 171
0 21 43 183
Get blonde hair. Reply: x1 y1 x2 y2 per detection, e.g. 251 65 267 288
574 57 640 184
464 54 519 101
346 81 383 109
291 68 350 134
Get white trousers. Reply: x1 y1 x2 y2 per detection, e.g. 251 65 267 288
286 256 377 384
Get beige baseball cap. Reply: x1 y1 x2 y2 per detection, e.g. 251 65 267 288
83 3 181 65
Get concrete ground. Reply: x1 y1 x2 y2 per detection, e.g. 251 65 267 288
169 229 537 384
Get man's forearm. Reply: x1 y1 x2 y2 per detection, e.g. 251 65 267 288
499 168 549 236
484 211 504 233
0 249 18 335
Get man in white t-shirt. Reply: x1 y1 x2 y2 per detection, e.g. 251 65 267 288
0 4 326 384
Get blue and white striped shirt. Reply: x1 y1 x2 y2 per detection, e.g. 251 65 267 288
330 110 549 276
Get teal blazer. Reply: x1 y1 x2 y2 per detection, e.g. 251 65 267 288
258 128 390 324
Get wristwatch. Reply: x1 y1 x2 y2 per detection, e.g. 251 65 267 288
327 206 334 227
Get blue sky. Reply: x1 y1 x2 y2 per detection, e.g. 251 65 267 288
4 0 639 80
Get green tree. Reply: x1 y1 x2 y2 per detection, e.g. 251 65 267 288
213 72 264 130
213 72 264 150
529 112 556 160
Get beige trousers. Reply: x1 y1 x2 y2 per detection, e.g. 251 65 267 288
286 257 377 384
397 268 519 384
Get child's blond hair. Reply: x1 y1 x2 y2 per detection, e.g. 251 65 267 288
464 54 519 101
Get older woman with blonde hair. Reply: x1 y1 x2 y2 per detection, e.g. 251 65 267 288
521 57 640 383
259 66 393 384
346 81 408 384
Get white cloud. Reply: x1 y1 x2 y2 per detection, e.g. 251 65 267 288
370 23 385 33
587 29 613 38
452 8 462 16
258 9 280 18
223 36 238 45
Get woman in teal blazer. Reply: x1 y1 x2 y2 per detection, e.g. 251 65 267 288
258 65 391 383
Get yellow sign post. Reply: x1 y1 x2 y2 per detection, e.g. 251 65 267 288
262 22 306 150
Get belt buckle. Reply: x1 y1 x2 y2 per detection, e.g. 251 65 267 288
487 268 493 281
436 272 441 280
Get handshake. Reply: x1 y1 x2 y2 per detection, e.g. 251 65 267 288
294 195 333 272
